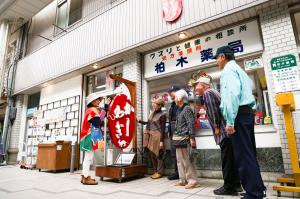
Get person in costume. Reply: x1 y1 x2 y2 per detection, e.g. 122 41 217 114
80 93 111 185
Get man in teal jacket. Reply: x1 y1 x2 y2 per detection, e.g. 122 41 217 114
215 46 265 199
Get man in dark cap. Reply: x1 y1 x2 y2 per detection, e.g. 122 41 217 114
215 45 265 199
167 85 180 180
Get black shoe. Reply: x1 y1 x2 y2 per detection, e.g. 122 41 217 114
168 173 179 180
235 185 243 192
213 186 238 196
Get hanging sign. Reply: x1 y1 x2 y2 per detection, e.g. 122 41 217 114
244 57 263 71
144 20 263 79
162 0 183 22
271 54 300 93
108 84 135 149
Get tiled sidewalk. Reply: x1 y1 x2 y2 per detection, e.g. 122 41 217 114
0 166 298 199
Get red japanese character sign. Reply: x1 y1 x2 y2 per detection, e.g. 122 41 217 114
162 0 183 22
108 91 135 149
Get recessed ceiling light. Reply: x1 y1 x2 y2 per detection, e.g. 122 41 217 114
178 32 186 39
93 63 98 69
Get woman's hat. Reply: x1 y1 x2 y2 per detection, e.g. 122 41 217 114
153 98 165 107
86 93 103 106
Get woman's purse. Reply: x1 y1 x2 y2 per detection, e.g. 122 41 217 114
172 129 190 147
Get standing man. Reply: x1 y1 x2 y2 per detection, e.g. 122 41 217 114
167 85 180 180
194 74 241 196
214 46 265 199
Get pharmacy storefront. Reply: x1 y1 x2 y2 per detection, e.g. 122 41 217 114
143 20 283 173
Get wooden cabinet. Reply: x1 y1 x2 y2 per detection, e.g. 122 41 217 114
36 141 79 172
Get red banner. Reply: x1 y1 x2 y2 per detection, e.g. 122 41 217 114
108 94 135 149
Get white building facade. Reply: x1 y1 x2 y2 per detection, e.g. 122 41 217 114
1 0 300 178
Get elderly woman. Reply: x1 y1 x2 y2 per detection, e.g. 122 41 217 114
138 98 167 179
173 89 199 189
80 93 111 185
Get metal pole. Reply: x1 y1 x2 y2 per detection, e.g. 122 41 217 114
70 141 76 173
103 117 107 166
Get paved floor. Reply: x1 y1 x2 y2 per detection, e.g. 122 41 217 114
0 165 299 199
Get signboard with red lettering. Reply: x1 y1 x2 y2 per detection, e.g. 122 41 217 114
108 87 135 149
162 0 182 22
144 20 263 79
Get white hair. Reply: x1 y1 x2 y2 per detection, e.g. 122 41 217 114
175 89 188 102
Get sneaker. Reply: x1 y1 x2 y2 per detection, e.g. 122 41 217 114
168 173 179 180
185 182 200 189
175 180 186 186
213 186 238 196
151 172 162 179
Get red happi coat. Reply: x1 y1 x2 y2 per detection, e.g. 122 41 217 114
80 107 104 151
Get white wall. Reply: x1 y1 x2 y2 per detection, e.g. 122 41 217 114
14 0 270 93
40 75 82 105
259 0 300 174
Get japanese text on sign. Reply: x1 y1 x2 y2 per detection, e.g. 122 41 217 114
144 20 263 78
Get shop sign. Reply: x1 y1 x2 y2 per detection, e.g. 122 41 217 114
244 57 263 71
271 54 300 93
162 0 183 22
144 20 263 79
27 107 37 116
108 84 135 149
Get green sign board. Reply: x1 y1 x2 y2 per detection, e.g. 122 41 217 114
271 54 297 70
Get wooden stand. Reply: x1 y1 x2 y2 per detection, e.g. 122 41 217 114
36 141 79 172
94 75 147 183
95 164 147 182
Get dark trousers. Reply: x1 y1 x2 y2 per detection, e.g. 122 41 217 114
220 137 241 191
150 151 164 174
232 113 264 199
171 143 178 175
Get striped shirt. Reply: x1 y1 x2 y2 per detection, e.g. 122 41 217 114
203 88 228 145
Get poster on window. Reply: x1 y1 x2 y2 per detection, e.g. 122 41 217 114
150 92 171 104
196 105 211 130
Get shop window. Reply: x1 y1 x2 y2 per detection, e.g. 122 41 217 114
27 92 40 117
55 0 83 35
148 60 273 135
68 0 83 26
292 11 300 46
86 67 123 95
